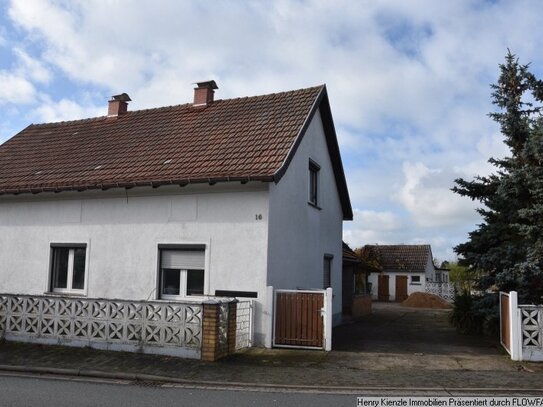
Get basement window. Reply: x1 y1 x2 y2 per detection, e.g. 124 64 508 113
50 244 87 294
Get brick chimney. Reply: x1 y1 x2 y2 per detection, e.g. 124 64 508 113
108 93 131 117
193 80 218 107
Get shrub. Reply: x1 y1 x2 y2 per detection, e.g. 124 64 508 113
449 292 485 335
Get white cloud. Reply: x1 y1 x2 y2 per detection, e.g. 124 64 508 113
343 208 411 247
7 1 543 123
396 162 480 228
14 48 52 84
35 97 103 123
0 71 36 104
4 0 543 261
355 209 401 231
343 210 475 262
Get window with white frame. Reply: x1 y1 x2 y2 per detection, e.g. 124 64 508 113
50 245 87 293
410 275 421 285
309 159 320 206
159 248 205 299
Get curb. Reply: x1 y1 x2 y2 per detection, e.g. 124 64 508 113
2 364 543 395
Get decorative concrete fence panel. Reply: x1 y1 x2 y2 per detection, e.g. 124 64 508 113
0 294 237 361
235 300 254 350
519 305 543 361
425 282 455 303
499 291 543 362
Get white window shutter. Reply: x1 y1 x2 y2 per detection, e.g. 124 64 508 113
161 250 205 269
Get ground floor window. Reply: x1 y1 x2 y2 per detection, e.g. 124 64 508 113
159 248 205 299
50 244 87 293
410 275 421 284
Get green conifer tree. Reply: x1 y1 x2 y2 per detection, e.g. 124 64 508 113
453 51 543 307
516 117 543 302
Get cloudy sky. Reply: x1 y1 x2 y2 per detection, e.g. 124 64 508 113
1 0 542 261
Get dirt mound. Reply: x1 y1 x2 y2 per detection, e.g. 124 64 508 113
402 292 451 309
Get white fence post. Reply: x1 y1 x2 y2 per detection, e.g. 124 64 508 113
264 285 274 349
509 291 522 361
249 300 255 347
324 287 333 351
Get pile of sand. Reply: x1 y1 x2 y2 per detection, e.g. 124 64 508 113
402 292 452 309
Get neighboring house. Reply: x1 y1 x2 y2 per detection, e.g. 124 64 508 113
342 242 371 318
342 242 361 315
0 81 352 351
434 267 450 283
366 244 438 302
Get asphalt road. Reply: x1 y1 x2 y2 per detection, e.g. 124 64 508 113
0 373 356 407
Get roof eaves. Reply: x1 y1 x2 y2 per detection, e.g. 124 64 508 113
0 175 275 196
318 87 353 220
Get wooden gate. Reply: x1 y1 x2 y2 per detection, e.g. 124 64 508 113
395 275 408 302
378 275 390 301
273 290 324 349
500 292 511 353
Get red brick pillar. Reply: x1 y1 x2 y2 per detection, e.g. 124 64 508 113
201 300 238 361
201 302 219 362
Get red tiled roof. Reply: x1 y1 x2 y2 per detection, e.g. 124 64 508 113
0 84 353 220
364 244 433 273
0 86 323 191
343 242 360 263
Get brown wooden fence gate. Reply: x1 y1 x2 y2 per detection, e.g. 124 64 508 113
273 290 325 349
500 292 511 354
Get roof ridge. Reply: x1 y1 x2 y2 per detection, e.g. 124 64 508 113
365 244 431 247
215 84 324 104
28 85 325 128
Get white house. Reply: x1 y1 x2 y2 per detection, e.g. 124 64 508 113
0 81 352 354
366 244 439 302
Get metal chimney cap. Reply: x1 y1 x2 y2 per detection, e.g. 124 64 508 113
194 80 218 90
111 93 132 102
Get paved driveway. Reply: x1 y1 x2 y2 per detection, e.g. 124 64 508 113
331 302 513 371
230 302 543 389
334 302 496 354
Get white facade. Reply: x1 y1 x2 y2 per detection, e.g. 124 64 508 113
0 184 270 343
367 257 435 301
367 272 426 301
267 110 343 326
0 111 345 347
